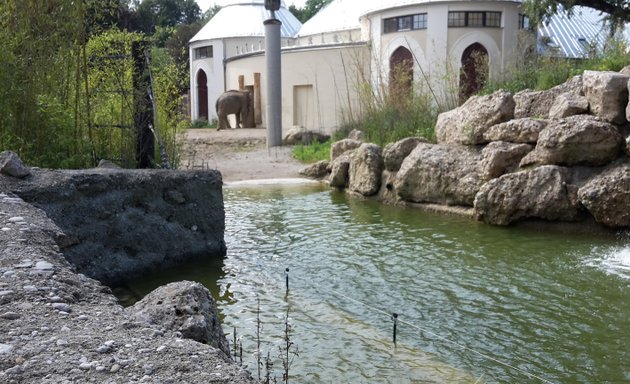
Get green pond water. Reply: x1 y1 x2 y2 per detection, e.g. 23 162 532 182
120 182 630 383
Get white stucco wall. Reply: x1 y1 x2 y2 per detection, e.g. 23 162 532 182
189 39 225 122
189 1 525 130
224 44 369 135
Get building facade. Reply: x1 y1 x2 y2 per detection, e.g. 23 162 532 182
189 0 533 134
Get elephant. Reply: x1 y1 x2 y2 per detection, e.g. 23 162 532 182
215 90 254 130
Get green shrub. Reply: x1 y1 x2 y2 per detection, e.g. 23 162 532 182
292 140 331 163
189 118 217 128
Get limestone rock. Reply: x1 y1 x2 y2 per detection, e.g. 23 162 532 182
347 129 364 141
520 115 622 167
514 75 583 119
328 153 351 188
548 93 589 119
480 141 533 181
348 143 383 196
97 159 121 169
578 164 630 227
383 137 428 172
331 139 361 160
582 70 629 125
395 143 483 206
299 160 330 179
436 90 515 145
483 118 548 144
130 281 230 357
621 65 630 77
377 170 399 204
283 127 330 145
0 151 31 178
474 165 582 225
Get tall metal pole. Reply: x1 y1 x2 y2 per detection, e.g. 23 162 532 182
264 12 282 147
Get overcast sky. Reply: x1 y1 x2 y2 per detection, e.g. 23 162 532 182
195 0 307 12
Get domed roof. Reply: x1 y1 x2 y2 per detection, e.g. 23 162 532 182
190 1 302 43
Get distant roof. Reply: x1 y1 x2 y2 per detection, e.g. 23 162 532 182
298 0 522 37
538 5 630 58
190 1 302 43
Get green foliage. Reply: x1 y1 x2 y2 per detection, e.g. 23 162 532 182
288 0 333 23
523 0 630 34
136 0 201 33
338 62 438 147
292 140 331 163
189 119 217 128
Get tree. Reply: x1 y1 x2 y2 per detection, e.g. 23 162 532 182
523 0 630 35
136 0 201 33
289 0 332 23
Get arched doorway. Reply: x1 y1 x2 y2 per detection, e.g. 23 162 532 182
459 43 488 104
196 70 208 121
389 46 413 100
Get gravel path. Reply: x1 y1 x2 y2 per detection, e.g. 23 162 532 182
179 128 306 183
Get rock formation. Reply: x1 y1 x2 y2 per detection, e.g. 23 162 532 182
303 68 630 229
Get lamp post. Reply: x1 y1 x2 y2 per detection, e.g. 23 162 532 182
264 0 282 147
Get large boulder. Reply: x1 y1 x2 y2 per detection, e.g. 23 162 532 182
514 75 583 119
328 153 351 188
548 92 589 119
480 141 532 181
331 139 362 160
435 90 515 145
383 137 428 172
578 164 630 227
283 127 330 145
299 160 329 179
482 118 548 144
0 151 30 178
347 129 364 141
394 143 483 206
474 166 582 225
348 143 383 196
520 115 623 167
583 70 629 125
129 281 230 357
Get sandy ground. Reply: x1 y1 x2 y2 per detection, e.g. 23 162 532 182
179 128 307 182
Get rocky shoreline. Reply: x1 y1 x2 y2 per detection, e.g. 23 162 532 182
302 69 630 231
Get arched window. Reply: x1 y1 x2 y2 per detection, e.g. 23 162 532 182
459 43 488 104
196 70 208 120
389 46 413 100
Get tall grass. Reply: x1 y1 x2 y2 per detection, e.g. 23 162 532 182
337 58 440 146
483 35 630 94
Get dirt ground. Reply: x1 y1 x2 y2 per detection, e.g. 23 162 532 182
178 128 307 182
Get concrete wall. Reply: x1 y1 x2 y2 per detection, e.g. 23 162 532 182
225 44 369 135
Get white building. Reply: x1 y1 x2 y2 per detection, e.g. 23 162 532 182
188 0 613 135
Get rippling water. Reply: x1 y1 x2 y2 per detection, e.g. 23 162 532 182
120 183 630 383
